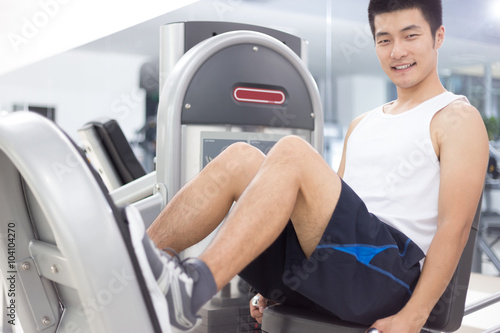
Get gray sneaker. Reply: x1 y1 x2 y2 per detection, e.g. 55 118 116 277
157 251 201 331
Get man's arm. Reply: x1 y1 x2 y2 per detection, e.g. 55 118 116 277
372 101 489 333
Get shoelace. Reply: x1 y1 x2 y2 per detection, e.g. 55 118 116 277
162 247 191 279
155 247 188 294
162 247 183 263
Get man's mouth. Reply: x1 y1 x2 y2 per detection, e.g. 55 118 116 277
393 62 416 70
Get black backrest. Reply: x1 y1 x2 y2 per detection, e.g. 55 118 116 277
82 119 146 184
425 198 482 331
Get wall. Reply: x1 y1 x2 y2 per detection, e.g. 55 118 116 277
0 49 149 142
335 74 389 127
0 0 199 75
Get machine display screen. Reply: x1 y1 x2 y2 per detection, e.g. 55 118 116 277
201 137 279 168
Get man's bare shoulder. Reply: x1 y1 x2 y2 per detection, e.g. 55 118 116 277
429 98 488 162
431 99 488 161
432 99 483 132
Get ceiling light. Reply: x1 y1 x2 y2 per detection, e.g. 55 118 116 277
492 1 500 19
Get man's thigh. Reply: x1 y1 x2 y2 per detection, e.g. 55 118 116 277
267 136 342 258
240 179 425 325
283 180 425 325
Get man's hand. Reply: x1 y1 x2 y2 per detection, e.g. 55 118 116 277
368 310 427 333
249 294 273 324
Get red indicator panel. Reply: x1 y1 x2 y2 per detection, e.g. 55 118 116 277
233 87 285 105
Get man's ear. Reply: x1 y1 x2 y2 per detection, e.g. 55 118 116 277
435 25 445 49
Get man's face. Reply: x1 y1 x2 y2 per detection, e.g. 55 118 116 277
373 8 444 90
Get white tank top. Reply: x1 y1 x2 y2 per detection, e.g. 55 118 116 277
342 92 468 255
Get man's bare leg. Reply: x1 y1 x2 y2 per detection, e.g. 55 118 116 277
147 142 266 251
200 136 342 290
145 136 341 330
145 142 268 329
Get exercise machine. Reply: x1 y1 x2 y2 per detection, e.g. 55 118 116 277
0 22 323 333
0 112 169 333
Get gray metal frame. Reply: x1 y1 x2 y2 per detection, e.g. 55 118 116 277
155 30 324 204
0 112 167 333
159 22 309 94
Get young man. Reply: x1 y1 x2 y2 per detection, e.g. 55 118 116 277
144 0 489 332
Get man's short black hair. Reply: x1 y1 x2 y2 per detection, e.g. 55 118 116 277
368 0 443 40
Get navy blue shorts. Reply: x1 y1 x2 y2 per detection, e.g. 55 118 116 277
239 179 425 325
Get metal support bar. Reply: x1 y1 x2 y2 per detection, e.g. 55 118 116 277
109 171 156 206
29 241 74 289
464 291 500 316
478 238 500 272
131 192 164 228
16 258 58 332
484 64 496 118
483 323 500 333
491 236 500 248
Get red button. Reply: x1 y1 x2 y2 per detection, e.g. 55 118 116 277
233 87 285 105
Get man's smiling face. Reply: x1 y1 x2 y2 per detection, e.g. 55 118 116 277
374 8 444 91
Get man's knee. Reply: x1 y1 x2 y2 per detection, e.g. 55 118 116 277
267 136 339 190
269 136 318 163
213 142 265 175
